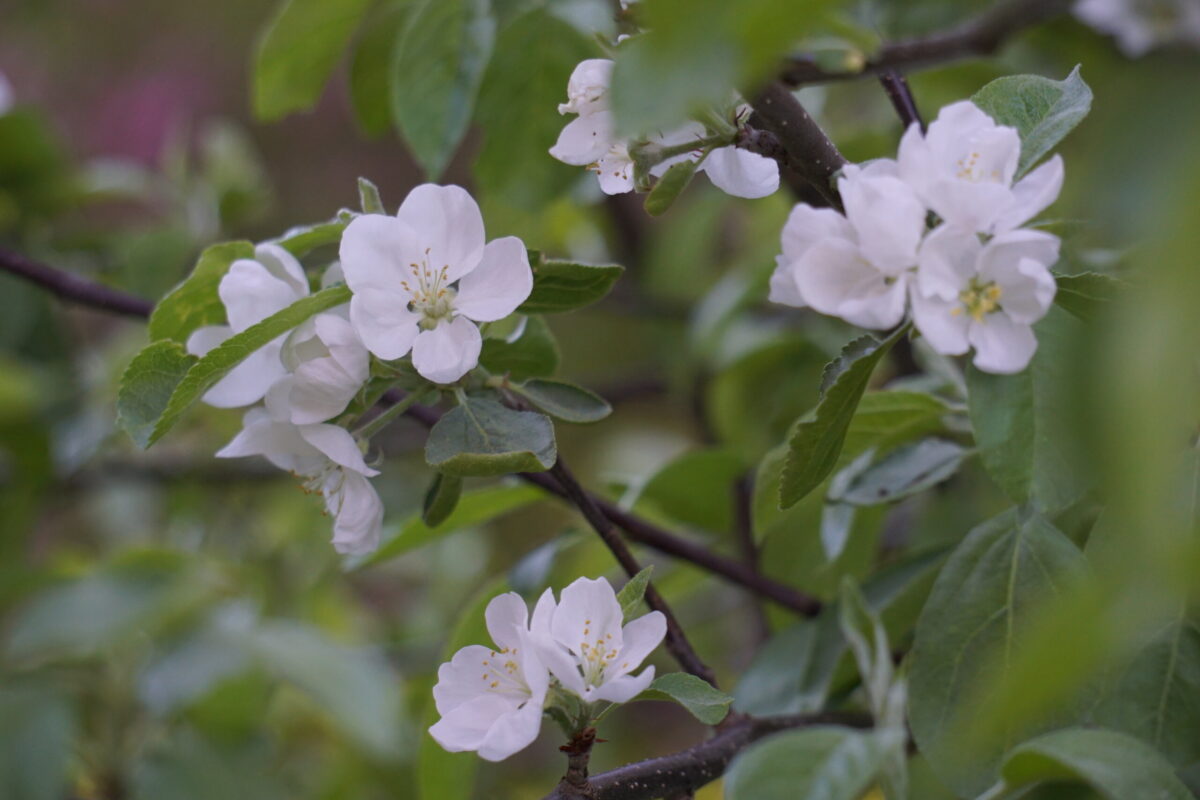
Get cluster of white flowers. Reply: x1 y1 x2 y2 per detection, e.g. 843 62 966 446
200 184 533 554
1074 0 1200 56
429 576 666 762
550 59 779 199
770 100 1065 374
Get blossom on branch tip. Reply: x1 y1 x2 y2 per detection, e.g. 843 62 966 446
339 184 532 384
429 592 550 762
531 576 666 704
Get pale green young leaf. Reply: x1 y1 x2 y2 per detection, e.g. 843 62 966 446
518 254 625 314
637 672 732 725
253 0 375 121
147 241 254 342
841 390 956 461
725 727 886 800
425 397 556 477
644 158 700 216
510 378 611 424
116 340 197 449
357 176 385 214
421 472 464 528
390 0 495 179
616 566 654 621
479 316 560 380
1053 271 1126 322
832 438 969 506
275 213 352 256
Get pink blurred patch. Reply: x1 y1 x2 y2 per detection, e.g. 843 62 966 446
86 72 215 162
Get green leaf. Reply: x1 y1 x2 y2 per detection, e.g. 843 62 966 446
510 378 611 424
971 65 1093 176
422 473 464 528
832 439 969 506
147 241 255 342
638 448 745 533
725 727 887 800
390 0 496 179
479 316 560 380
841 390 956 460
349 4 407 137
616 566 654 621
425 397 556 477
357 176 385 214
1090 613 1200 766
638 673 732 725
518 254 624 314
473 9 596 208
131 728 289 800
275 214 351 256
780 328 904 509
253 0 375 121
1053 272 1126 322
644 158 700 216
359 484 543 568
837 578 892 719
117 340 197 449
967 308 1088 514
0 683 76 800
1000 727 1192 800
908 509 1088 796
142 286 351 448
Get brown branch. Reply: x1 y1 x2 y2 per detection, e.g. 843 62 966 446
781 0 1073 86
549 457 717 686
542 711 872 800
0 247 154 318
747 84 847 207
878 71 924 132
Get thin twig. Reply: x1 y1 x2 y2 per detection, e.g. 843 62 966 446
0 247 154 318
878 71 924 132
549 458 718 687
780 0 1073 86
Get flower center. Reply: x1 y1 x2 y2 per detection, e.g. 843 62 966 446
480 646 530 697
956 278 1003 322
577 620 620 686
400 249 457 326
954 150 1002 183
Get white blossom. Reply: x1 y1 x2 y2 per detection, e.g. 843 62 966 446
530 576 666 704
338 184 532 384
277 312 369 425
1074 0 1200 56
911 226 1060 374
768 160 927 330
897 101 1064 235
215 381 383 554
187 243 310 408
429 592 550 762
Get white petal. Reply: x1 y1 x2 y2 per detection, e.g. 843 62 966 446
700 146 779 199
485 593 530 654
253 242 309 297
551 577 624 658
768 258 808 308
433 645 500 715
780 204 854 263
476 697 544 762
611 611 666 678
429 693 518 754
897 121 936 201
297 424 377 476
993 155 1064 232
530 588 557 640
348 288 422 361
795 238 905 329
288 358 361 424
216 408 315 473
990 258 1057 325
201 341 288 408
593 667 656 704
969 314 1038 374
917 225 984 301
559 58 613 116
910 287 970 356
321 261 345 289
924 177 1015 235
550 111 615 166
186 325 232 357
534 632 588 698
411 316 482 384
219 260 304 332
328 471 383 555
338 213 427 295
594 145 636 195
837 275 910 331
396 184 487 283
454 237 533 322
839 167 926 273
977 228 1060 322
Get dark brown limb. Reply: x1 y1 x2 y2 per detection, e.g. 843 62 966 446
878 71 924 132
747 84 847 207
780 0 1072 86
0 247 154 318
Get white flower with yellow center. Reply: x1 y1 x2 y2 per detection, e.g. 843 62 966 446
338 184 532 385
911 225 1060 374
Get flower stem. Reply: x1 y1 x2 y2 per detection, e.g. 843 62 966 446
353 390 424 438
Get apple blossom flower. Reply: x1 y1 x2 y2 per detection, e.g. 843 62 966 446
429 592 550 762
530 576 666 704
0 72 13 115
1073 0 1200 56
338 184 532 385
910 225 1060 374
216 381 383 554
897 101 1064 235
550 59 779 199
768 160 927 330
187 243 310 408
276 312 369 425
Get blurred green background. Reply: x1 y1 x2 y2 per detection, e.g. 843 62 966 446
0 0 1197 798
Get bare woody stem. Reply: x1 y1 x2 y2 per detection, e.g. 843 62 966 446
542 711 873 800
548 457 718 687
0 247 154 318
748 83 848 206
878 71 925 132
780 0 1073 86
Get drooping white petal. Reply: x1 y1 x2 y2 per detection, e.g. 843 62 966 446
917 225 984 301
429 693 520 754
968 314 1039 374
327 471 383 555
395 184 487 282
475 697 545 762
411 316 483 384
348 288 422 361
594 144 637 194
550 111 616 166
202 341 288 408
219 260 305 333
215 407 318 473
780 204 855 263
591 667 656 704
699 146 779 199
909 288 970 356
558 58 613 116
297 423 377 476
993 155 1065 232
454 237 533 322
